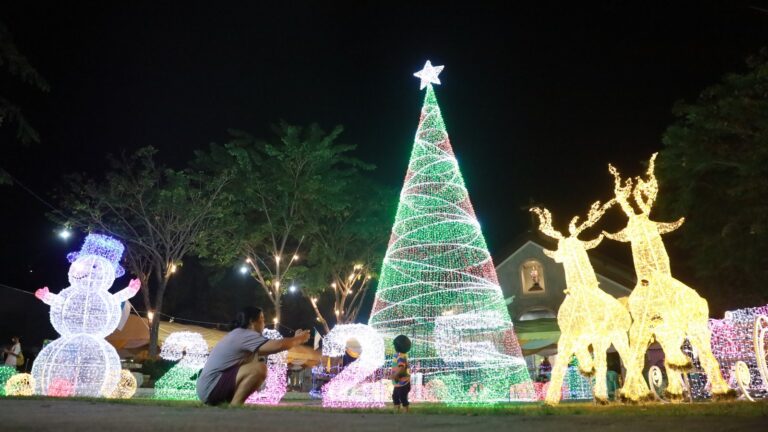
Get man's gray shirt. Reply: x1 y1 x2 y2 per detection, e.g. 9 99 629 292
196 328 268 402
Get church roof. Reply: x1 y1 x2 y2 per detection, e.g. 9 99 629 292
494 230 637 290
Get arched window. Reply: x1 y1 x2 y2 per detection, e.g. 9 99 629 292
520 259 545 295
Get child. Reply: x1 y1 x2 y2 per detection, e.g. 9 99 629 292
391 335 412 413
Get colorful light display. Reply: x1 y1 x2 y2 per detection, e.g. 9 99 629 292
246 328 288 405
5 373 35 396
322 324 387 408
604 154 730 401
0 366 16 396
563 357 594 400
110 369 137 399
531 201 631 404
32 234 140 397
708 305 768 400
368 62 532 404
755 315 768 392
155 332 209 400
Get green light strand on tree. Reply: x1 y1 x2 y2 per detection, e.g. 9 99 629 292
369 82 533 404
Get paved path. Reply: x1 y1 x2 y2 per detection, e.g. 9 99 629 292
0 399 765 432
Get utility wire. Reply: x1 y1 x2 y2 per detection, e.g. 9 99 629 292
0 282 34 296
0 168 67 217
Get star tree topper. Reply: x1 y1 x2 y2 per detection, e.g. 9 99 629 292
413 60 444 90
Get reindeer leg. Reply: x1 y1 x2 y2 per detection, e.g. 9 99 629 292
575 340 595 376
546 338 573 405
592 337 610 404
687 324 735 399
619 322 652 402
656 331 686 401
657 324 690 370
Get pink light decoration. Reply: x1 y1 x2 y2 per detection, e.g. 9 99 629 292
48 378 75 397
245 328 288 405
708 304 768 399
532 382 549 401
509 382 538 401
322 324 387 408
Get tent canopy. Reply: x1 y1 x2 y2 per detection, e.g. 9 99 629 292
107 315 320 366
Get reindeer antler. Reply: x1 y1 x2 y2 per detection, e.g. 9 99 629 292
568 199 616 236
530 207 564 241
632 153 659 215
608 163 635 216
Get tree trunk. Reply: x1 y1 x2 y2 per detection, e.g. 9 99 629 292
148 313 161 358
139 274 150 311
273 293 281 326
148 272 168 358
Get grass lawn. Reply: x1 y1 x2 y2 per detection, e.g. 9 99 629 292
4 395 768 417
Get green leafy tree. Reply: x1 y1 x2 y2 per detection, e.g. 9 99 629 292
193 123 370 323
54 147 233 356
0 20 49 184
303 179 396 333
657 51 768 309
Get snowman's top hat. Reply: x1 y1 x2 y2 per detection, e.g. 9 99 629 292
67 233 126 278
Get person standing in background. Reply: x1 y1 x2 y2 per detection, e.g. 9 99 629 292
3 336 22 370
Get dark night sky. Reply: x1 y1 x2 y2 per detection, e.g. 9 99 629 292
2 1 768 344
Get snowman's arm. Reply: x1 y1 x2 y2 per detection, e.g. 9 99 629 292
35 286 61 306
113 278 141 302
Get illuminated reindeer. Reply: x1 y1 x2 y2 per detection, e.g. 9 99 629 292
531 200 631 404
604 153 731 401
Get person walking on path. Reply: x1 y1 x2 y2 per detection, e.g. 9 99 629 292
3 336 22 371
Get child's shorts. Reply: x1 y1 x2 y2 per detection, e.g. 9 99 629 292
392 383 411 407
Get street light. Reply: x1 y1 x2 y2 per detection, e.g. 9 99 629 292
239 265 249 274
58 228 72 240
289 285 297 293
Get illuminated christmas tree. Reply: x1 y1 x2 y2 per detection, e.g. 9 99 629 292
368 61 533 404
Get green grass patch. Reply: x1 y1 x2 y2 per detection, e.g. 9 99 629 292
3 396 768 417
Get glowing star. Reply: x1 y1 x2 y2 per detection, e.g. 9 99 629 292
155 332 209 400
322 324 387 408
32 234 140 397
603 154 731 402
413 60 444 90
531 200 631 404
245 328 288 405
368 76 532 404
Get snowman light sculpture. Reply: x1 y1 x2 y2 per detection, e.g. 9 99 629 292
33 234 140 397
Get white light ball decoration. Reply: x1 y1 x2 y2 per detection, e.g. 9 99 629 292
155 332 209 400
159 332 209 368
322 324 386 408
32 334 121 397
246 328 288 405
5 373 35 396
109 369 137 399
50 285 122 337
